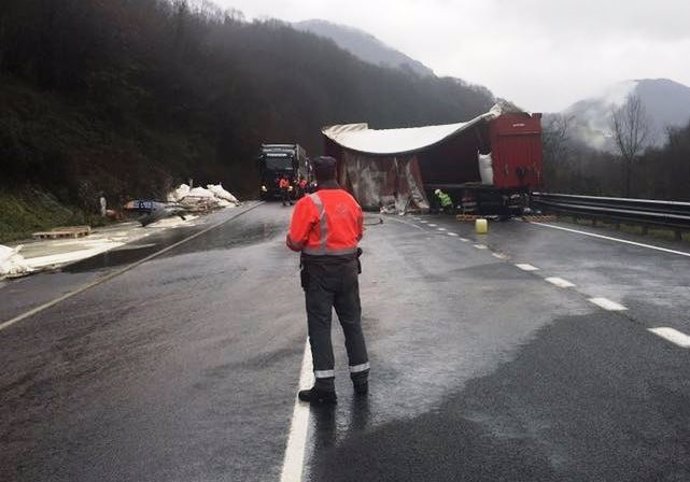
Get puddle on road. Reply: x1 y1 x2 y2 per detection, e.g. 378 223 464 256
63 227 197 273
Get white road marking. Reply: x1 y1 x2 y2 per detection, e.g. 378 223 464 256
420 220 428 224
428 224 438 227
459 238 469 242
447 232 459 237
515 263 539 271
0 203 262 333
473 244 488 250
589 297 627 311
280 341 314 482
545 277 575 288
492 253 507 260
531 222 690 258
648 327 690 348
437 227 447 231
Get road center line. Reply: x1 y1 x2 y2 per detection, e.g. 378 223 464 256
473 244 488 250
545 277 575 288
515 263 539 271
648 327 690 348
0 203 262 333
437 227 447 231
531 222 690 258
428 223 438 227
589 297 627 311
280 341 314 482
447 232 459 237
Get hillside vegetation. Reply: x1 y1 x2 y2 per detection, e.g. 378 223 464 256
0 0 495 218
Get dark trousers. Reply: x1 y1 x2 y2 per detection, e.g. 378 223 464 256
303 256 369 391
281 188 292 205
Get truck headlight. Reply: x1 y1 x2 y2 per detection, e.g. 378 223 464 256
288 186 293 192
261 185 267 192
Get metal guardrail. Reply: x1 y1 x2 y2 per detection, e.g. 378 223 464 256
531 193 690 233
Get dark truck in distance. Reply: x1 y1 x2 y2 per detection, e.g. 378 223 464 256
258 144 310 200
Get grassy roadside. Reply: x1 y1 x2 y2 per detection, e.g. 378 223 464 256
0 189 105 244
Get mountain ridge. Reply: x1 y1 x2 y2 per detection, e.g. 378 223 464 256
292 19 435 78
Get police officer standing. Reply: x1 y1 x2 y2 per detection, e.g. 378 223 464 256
286 156 369 405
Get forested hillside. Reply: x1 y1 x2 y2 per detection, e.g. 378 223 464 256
0 0 495 211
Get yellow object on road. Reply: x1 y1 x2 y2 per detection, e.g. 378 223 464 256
475 218 488 234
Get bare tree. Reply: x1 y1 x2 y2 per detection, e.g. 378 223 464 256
543 114 571 161
541 113 572 191
610 94 651 197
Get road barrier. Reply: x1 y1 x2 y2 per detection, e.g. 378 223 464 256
531 193 690 239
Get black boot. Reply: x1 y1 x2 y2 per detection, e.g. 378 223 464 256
353 381 368 396
298 387 337 405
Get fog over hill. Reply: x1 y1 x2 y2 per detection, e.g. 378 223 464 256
563 78 690 150
293 19 435 77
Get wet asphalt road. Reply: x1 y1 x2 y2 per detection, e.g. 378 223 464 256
1 204 690 481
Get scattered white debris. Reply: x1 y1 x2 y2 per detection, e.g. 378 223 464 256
166 183 240 212
187 187 215 199
207 184 240 205
168 184 191 202
0 245 33 279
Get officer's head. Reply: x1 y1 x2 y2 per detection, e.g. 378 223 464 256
312 156 337 183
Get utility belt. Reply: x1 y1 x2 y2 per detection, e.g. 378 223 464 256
300 248 362 289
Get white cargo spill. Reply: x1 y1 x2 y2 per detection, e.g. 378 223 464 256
0 245 32 279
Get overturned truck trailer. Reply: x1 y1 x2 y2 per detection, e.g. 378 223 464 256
322 104 543 214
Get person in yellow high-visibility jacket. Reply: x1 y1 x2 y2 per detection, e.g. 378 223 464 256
434 189 454 214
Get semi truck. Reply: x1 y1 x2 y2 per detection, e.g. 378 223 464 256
258 144 310 201
321 105 543 215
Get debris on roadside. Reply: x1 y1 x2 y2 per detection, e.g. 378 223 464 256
0 244 33 279
206 184 240 206
123 200 187 227
521 214 557 223
32 225 92 240
125 183 240 226
166 183 240 212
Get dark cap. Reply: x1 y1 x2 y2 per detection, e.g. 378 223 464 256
312 156 337 181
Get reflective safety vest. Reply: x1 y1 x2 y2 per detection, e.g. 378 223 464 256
286 189 363 256
436 191 453 208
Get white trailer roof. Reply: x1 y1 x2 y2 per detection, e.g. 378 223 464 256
322 104 504 155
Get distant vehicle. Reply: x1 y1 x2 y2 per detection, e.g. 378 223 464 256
258 144 310 201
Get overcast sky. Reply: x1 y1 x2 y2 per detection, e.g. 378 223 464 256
213 0 690 112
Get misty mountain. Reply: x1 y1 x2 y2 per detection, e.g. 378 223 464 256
562 78 690 150
292 19 435 77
